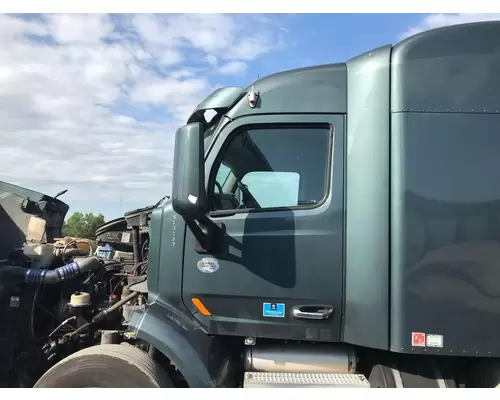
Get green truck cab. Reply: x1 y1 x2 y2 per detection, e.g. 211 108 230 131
33 20 500 388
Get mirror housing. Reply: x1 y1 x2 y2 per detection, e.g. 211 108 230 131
171 122 207 219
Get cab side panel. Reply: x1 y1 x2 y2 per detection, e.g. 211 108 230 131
390 21 500 356
343 45 392 350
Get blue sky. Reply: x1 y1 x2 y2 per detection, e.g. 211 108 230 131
0 13 498 221
247 14 427 74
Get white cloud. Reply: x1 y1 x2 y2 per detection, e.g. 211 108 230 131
46 14 114 44
131 14 282 61
129 73 213 117
217 61 247 75
0 13 286 217
401 13 500 40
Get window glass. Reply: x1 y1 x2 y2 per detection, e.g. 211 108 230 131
211 126 330 211
241 171 300 208
216 164 231 186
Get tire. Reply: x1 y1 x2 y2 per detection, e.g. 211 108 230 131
368 364 399 388
34 344 174 388
369 363 457 388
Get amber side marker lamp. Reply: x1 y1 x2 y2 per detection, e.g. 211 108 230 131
192 297 211 316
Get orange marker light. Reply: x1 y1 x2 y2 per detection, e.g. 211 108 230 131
192 298 211 316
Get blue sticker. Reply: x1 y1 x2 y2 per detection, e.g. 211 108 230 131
263 302 285 318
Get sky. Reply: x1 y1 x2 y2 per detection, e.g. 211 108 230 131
1 13 499 221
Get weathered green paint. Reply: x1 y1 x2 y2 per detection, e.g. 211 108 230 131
184 114 345 342
129 306 215 387
188 87 246 124
131 21 500 385
343 45 392 350
390 21 500 356
226 63 347 119
391 21 500 113
131 202 239 387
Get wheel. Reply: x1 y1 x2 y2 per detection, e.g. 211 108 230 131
34 344 174 388
368 363 457 388
368 364 401 388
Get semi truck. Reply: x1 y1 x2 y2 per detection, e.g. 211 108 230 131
2 20 500 388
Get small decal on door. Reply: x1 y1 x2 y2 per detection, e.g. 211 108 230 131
412 332 426 347
197 258 219 274
426 334 443 348
263 302 285 318
10 296 20 308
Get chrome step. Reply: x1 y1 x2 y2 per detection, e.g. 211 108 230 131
243 372 370 388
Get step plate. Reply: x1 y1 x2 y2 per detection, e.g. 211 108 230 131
243 372 370 388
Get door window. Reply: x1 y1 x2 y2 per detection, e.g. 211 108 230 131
210 126 331 212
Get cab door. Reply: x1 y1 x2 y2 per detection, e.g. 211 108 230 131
182 114 345 342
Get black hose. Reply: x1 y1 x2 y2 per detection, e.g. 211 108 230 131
92 291 139 323
24 256 101 284
68 291 139 337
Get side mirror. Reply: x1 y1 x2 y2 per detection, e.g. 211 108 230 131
171 122 207 219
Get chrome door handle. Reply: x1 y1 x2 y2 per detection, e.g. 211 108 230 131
291 305 334 320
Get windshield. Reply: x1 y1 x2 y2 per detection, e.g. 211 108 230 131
204 123 217 153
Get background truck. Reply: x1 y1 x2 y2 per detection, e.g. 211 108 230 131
2 20 500 388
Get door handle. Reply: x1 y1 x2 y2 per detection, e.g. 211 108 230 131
291 305 334 320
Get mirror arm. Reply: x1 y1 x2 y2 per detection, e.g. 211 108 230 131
185 216 215 253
